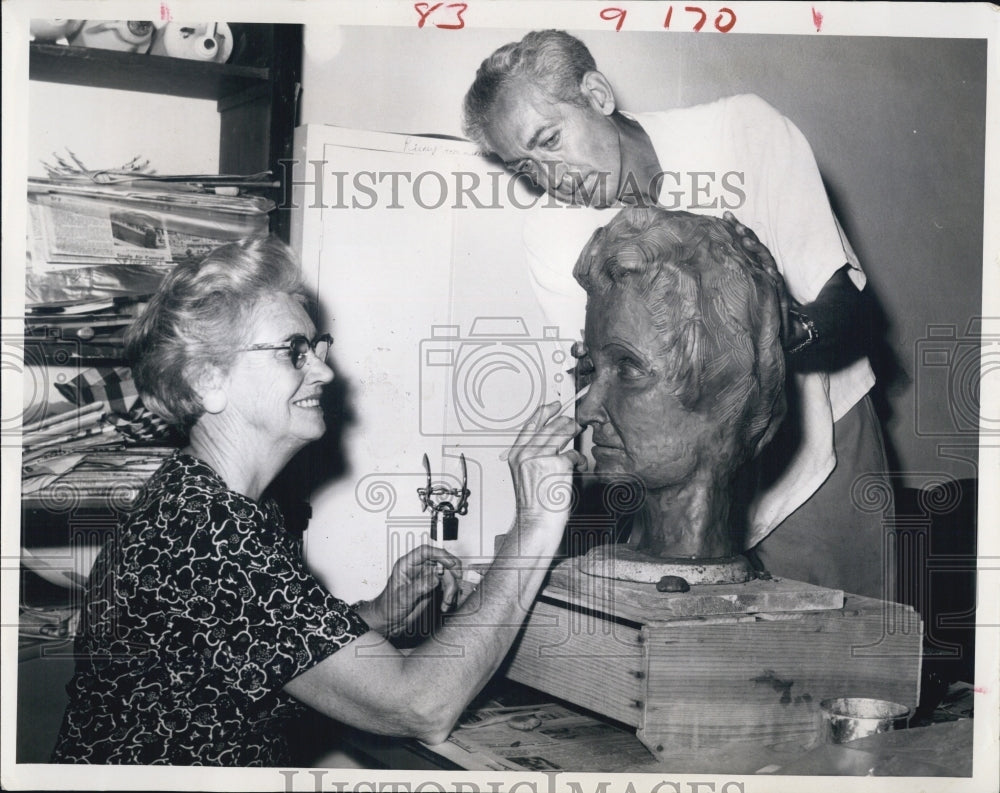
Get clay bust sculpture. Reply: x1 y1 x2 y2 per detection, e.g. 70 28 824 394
573 206 785 586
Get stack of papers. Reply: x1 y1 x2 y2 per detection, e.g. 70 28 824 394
22 446 174 504
24 295 143 360
28 177 275 273
21 402 121 466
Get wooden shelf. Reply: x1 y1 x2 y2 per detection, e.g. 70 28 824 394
29 42 269 103
28 25 303 239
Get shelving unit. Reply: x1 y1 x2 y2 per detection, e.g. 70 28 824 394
28 42 270 98
21 21 305 515
28 23 303 239
17 30 306 761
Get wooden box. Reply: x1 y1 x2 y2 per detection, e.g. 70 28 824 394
505 561 923 760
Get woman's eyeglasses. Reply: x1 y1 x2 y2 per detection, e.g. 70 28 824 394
240 333 333 370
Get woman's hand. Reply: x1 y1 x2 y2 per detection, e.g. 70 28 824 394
505 401 585 536
358 545 463 638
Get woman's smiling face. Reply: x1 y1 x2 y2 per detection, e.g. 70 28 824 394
224 293 334 454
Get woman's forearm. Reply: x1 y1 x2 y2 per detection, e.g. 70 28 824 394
399 515 564 742
283 404 580 743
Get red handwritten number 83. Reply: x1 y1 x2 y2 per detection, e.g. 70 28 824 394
415 2 467 29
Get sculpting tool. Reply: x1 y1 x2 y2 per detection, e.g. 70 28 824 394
559 382 590 415
499 384 590 461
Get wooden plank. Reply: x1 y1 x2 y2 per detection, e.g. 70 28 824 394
29 43 268 101
505 599 645 727
636 598 923 755
541 561 845 622
504 591 922 757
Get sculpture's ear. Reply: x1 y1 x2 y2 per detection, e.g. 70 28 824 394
750 292 788 458
753 388 786 457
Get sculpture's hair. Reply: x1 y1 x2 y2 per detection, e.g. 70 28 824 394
462 29 597 152
574 207 786 460
125 236 310 429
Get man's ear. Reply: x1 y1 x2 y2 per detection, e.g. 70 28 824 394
580 71 616 116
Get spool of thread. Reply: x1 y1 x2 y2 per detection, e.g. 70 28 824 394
30 20 84 42
68 21 154 53
149 23 233 64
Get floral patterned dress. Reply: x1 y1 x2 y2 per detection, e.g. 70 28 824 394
51 452 369 765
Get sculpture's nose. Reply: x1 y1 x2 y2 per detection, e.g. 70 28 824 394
575 377 607 427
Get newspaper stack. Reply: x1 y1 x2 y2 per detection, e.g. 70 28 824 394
26 173 275 306
28 178 275 269
21 364 178 503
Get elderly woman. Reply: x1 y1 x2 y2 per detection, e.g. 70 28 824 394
51 236 582 766
571 206 785 580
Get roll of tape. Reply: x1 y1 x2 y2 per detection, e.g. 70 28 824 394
30 20 84 42
68 21 154 53
149 23 233 63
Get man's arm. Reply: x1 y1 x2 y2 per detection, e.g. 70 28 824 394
725 211 868 372
785 265 869 372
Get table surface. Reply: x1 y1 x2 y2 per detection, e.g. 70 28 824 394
343 681 975 777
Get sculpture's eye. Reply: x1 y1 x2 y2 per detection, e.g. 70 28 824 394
616 357 647 381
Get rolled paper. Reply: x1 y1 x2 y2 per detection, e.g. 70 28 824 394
68 21 154 53
30 20 84 42
149 23 233 64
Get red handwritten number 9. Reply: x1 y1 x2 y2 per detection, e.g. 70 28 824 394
601 7 627 32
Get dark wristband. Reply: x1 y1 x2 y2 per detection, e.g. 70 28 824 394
785 309 819 355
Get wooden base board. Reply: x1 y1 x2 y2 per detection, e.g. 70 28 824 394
542 557 846 623
577 546 756 585
506 564 922 759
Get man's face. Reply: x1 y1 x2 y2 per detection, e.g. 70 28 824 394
485 80 621 207
578 289 722 491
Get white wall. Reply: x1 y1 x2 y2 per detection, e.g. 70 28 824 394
300 27 988 490
28 82 219 177
289 126 563 602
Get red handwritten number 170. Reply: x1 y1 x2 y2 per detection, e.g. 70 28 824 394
600 6 737 33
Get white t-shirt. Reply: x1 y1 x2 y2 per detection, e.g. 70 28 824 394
521 94 876 545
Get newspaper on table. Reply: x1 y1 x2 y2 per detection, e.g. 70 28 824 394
439 700 660 772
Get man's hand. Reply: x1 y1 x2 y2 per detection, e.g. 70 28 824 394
359 545 463 638
723 210 792 345
723 211 867 370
